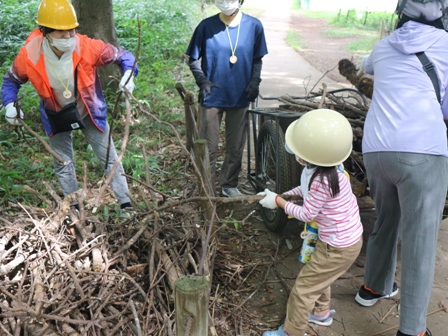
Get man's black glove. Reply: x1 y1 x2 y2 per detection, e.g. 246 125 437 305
198 80 219 104
188 57 219 104
245 77 261 102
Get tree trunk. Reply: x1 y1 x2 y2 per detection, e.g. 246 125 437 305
72 0 121 91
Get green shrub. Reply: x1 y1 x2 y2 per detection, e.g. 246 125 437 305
348 36 380 54
331 9 396 31
0 1 39 66
114 0 199 113
286 29 303 51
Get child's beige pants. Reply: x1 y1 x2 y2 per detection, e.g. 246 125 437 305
284 238 362 336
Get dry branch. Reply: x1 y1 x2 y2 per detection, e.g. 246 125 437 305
17 118 67 165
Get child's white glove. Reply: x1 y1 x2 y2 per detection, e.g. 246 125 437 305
258 188 278 209
119 70 135 94
5 102 24 126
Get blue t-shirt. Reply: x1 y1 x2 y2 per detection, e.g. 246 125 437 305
186 13 268 108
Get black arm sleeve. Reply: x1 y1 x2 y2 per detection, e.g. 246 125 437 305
188 57 208 87
251 58 263 84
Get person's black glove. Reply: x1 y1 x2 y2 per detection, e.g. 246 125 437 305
188 57 219 104
198 80 219 104
245 77 261 102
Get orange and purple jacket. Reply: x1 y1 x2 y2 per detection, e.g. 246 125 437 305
1 28 138 136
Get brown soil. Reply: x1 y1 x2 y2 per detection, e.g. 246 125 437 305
292 12 362 86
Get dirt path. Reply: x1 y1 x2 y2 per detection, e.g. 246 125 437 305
252 1 345 107
291 12 358 85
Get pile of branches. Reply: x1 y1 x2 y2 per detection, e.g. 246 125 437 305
0 185 213 335
0 189 271 336
0 91 273 335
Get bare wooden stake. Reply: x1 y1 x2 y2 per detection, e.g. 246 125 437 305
175 275 209 336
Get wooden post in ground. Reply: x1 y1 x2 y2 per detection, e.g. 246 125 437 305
193 139 216 221
380 20 387 39
184 92 199 151
175 275 209 336
193 139 215 220
175 82 186 101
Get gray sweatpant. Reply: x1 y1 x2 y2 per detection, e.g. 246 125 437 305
363 152 448 335
198 106 248 189
48 116 130 206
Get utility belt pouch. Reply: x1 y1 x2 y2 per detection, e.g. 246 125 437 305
44 65 84 134
45 102 85 134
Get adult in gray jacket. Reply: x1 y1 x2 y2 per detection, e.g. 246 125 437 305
354 1 448 336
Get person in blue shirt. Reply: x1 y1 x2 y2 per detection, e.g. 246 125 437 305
186 0 268 197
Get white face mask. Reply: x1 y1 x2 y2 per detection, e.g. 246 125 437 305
215 0 239 16
50 37 76 53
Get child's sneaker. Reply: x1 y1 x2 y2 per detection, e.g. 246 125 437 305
308 309 335 326
263 325 288 336
308 309 336 327
355 282 399 307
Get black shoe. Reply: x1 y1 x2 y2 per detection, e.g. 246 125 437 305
396 328 431 336
355 282 399 307
119 202 135 219
120 202 133 210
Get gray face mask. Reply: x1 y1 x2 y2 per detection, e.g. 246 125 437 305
51 37 76 53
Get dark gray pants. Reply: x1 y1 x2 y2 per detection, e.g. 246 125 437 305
363 152 448 335
48 116 130 206
198 106 248 189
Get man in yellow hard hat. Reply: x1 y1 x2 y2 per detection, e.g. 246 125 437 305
1 0 138 212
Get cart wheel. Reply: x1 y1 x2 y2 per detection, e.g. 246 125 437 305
255 120 292 232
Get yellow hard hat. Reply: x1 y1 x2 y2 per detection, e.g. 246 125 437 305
36 0 79 30
285 109 353 167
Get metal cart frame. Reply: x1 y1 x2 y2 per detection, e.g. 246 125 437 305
246 105 305 232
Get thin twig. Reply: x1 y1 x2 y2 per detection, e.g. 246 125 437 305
318 83 327 109
93 94 132 210
308 63 337 93
379 302 398 323
17 119 67 165
18 203 55 266
130 299 143 336
43 235 104 283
